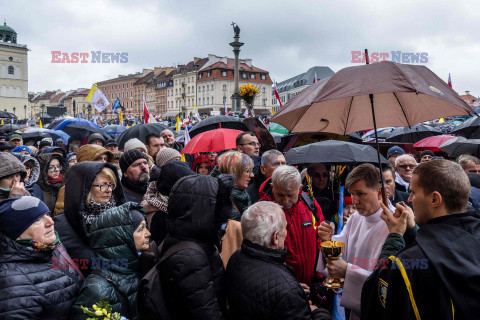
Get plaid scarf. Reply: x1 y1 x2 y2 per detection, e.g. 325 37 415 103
84 198 116 228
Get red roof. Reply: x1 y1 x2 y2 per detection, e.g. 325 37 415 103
134 71 155 85
50 92 65 102
460 94 477 103
201 58 268 73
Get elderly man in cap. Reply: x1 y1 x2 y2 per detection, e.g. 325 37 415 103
387 146 405 168
8 134 23 147
120 149 150 203
0 152 29 200
419 150 434 163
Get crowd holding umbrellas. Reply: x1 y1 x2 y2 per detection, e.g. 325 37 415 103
0 60 479 320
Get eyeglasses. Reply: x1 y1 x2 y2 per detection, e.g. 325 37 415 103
48 165 62 171
240 142 260 147
93 183 114 192
397 164 416 170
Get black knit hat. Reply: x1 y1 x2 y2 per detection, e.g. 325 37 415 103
39 140 52 149
156 161 195 195
420 150 435 159
130 209 145 231
120 149 147 174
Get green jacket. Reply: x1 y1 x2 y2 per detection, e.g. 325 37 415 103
71 202 144 320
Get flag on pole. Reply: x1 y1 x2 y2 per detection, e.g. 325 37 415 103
448 73 452 88
313 72 318 84
224 99 228 115
38 119 42 128
143 95 157 124
184 124 191 145
243 108 249 118
273 79 282 116
175 114 181 131
119 109 123 123
86 84 110 112
193 104 201 122
1 118 4 125
112 98 122 114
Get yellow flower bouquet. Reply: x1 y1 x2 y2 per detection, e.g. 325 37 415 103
81 298 124 320
239 83 259 106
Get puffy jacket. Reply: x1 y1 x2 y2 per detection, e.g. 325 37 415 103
259 177 324 285
159 174 234 320
11 152 43 200
226 240 331 320
71 202 143 320
54 162 126 277
37 153 66 212
0 233 83 319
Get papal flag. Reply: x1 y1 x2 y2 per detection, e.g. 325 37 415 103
193 104 201 122
86 84 110 112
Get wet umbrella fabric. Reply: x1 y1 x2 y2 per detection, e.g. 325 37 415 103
60 123 109 141
189 115 248 138
181 128 243 154
413 134 456 152
385 124 442 143
440 137 480 158
117 123 169 149
284 140 388 165
101 125 127 138
450 116 480 139
0 124 21 133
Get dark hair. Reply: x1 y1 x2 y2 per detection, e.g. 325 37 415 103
145 132 162 146
413 160 470 213
381 165 394 175
236 132 255 147
345 163 381 191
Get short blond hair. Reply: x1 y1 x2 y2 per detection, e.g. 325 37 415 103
217 151 253 179
86 167 117 205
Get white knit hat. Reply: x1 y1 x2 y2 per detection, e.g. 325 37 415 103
156 147 181 168
123 138 147 154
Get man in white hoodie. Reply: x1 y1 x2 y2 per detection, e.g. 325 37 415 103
317 163 394 320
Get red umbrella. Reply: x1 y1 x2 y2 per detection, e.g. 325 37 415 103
181 128 244 154
413 134 456 151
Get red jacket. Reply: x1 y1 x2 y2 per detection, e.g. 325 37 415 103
259 178 324 285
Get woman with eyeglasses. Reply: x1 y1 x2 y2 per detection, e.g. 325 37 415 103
37 153 66 212
53 162 127 277
215 150 254 221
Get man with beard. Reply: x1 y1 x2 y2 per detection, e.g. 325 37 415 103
119 149 150 203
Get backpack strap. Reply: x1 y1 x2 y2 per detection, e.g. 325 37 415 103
91 269 134 319
301 191 319 221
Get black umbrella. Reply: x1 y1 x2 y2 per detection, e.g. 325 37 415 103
189 115 248 138
117 123 169 149
0 111 16 119
60 123 110 141
21 131 65 143
385 124 442 143
0 124 21 133
439 137 480 158
285 140 388 165
450 116 480 138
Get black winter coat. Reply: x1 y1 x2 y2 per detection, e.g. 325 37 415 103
54 162 125 277
225 240 331 320
159 174 234 320
0 233 83 319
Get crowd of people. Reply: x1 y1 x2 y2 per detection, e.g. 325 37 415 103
0 127 478 320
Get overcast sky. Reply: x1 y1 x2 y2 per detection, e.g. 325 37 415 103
3 0 479 96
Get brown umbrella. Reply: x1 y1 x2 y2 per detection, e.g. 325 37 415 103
272 61 475 135
272 59 475 203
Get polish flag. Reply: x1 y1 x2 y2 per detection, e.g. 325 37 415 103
313 72 318 84
448 73 452 88
143 95 157 123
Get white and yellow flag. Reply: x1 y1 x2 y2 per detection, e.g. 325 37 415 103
86 84 110 112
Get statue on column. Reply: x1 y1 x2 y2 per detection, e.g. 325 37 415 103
231 22 240 38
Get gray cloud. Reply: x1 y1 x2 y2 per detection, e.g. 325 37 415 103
2 0 479 96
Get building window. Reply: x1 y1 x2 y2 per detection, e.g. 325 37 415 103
203 97 205 105
250 73 255 79
241 73 247 80
203 86 206 92
188 100 190 107
8 66 14 75
262 87 266 93
188 87 190 94
222 71 227 77
207 97 209 104
262 99 266 106
198 73 202 79
211 84 214 90
176 89 178 95
207 71 211 77
261 74 266 80
223 84 227 91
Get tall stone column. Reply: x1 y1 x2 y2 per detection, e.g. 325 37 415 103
230 23 243 113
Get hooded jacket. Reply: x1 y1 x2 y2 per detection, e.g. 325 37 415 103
11 152 43 200
259 177 324 285
53 145 114 215
36 153 66 211
159 174 234 320
53 162 126 276
0 233 83 319
0 152 28 201
72 202 143 320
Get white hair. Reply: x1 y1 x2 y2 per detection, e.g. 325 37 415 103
241 201 286 247
395 154 417 167
271 165 301 190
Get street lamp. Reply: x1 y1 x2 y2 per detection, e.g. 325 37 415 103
24 105 26 120
73 100 76 118
87 104 92 120
40 104 45 118
12 107 15 115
